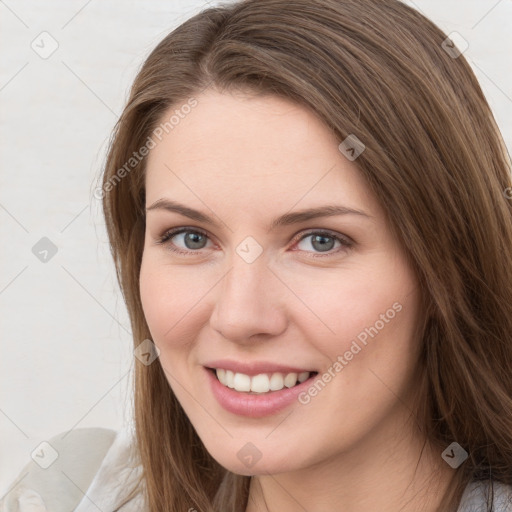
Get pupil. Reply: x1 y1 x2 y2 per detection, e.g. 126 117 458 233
312 235 334 252
185 232 205 249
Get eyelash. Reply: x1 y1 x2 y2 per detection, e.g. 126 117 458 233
155 226 353 258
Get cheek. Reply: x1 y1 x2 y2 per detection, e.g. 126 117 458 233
139 254 216 353
288 262 415 348
139 262 170 340
139 257 205 398
139 257 189 345
288 258 421 401
291 285 420 455
299 272 420 415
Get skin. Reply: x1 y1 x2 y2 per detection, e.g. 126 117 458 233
139 89 455 511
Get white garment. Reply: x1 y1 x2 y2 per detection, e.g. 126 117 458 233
2 427 511 511
73 426 145 512
0 426 144 512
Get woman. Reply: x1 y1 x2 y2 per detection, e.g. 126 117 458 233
3 0 512 511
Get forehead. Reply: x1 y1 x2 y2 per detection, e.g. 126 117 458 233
148 89 334 165
144 90 376 217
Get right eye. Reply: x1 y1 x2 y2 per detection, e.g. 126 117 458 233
156 227 214 255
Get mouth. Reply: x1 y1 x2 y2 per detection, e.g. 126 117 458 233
206 367 319 394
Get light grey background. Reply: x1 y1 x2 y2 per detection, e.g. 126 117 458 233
1 0 511 498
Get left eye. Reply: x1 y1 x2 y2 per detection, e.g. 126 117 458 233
295 232 346 253
156 228 352 256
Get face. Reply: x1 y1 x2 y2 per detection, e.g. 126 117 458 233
139 88 422 476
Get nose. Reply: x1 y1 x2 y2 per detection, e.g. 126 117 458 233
209 252 287 343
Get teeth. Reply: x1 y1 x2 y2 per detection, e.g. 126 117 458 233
215 369 312 393
298 371 309 383
284 372 298 388
251 373 270 393
233 372 251 392
225 370 235 388
269 372 283 391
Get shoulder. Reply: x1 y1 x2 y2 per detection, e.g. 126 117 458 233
457 480 512 511
0 426 145 512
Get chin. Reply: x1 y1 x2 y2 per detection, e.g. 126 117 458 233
206 443 297 477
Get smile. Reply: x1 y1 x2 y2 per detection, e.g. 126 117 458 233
205 365 320 418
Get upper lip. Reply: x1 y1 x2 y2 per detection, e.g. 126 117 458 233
204 359 316 376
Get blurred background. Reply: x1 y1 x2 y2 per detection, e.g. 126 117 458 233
1 0 511 498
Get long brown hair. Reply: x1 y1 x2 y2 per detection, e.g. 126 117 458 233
97 0 512 510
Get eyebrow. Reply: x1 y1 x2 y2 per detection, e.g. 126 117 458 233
145 198 372 231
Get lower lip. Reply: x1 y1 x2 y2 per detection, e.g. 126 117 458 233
205 367 317 418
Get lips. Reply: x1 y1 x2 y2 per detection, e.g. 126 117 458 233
205 367 318 417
